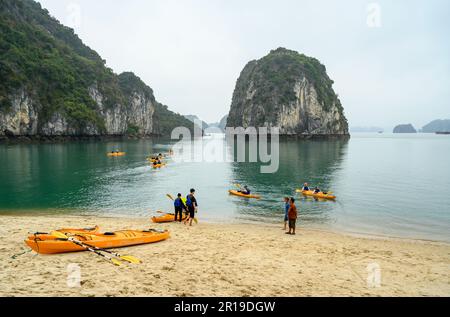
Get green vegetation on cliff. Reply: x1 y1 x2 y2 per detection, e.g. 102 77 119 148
253 48 339 111
153 103 195 136
0 0 193 136
227 48 348 134
0 0 117 130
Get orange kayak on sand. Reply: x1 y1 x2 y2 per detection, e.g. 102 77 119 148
56 226 100 235
27 226 100 237
152 212 187 223
297 189 336 200
25 229 170 254
229 190 261 199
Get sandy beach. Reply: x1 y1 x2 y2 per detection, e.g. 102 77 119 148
0 214 449 297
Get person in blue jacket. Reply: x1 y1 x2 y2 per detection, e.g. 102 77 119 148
283 197 291 231
174 193 186 222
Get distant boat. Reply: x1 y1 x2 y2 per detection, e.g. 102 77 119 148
436 132 450 135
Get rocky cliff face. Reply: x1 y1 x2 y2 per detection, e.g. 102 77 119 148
226 48 349 136
0 89 38 136
0 75 157 137
0 0 193 138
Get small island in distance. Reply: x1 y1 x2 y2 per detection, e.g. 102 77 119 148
393 124 417 134
422 119 450 134
391 119 450 134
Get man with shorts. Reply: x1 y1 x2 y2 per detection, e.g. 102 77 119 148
184 188 198 226
286 197 297 235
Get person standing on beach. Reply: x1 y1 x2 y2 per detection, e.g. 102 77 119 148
286 198 297 235
184 188 198 226
283 197 290 231
174 193 186 222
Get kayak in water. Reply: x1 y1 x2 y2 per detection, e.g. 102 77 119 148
229 190 261 199
107 152 126 157
25 229 170 254
296 189 336 200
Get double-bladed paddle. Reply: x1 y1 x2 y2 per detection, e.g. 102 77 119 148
50 231 141 265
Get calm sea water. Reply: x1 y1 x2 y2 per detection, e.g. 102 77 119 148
0 133 449 242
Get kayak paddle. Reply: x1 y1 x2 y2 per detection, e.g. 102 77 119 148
66 232 141 264
50 231 122 266
50 231 141 265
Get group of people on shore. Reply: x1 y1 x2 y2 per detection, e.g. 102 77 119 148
173 188 198 226
233 184 299 236
167 181 328 235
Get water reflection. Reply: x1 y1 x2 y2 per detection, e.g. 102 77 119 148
1 134 449 242
227 138 349 224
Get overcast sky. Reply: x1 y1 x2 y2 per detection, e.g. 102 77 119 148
37 0 449 130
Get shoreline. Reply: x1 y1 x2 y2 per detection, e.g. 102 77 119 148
0 134 168 144
0 132 351 144
1 214 449 297
1 211 448 245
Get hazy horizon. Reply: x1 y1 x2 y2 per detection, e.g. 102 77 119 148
37 0 449 130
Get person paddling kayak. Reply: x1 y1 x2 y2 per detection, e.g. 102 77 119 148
302 183 310 191
184 188 198 226
239 186 251 195
313 187 321 194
